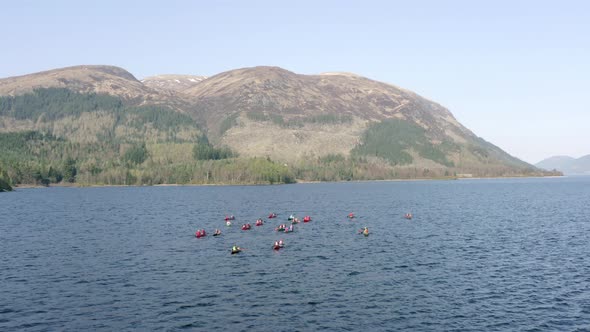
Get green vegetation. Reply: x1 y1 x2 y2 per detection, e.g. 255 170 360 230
219 113 238 135
0 131 67 185
0 88 122 120
0 165 12 192
352 119 455 167
0 178 11 191
306 113 353 125
245 112 269 122
293 153 458 182
269 114 286 126
123 143 149 165
126 105 196 132
0 88 295 186
245 111 352 128
193 138 235 160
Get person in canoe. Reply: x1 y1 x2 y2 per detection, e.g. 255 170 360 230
278 239 284 248
288 214 295 221
231 244 241 254
404 213 412 220
348 212 355 219
195 230 203 238
360 227 369 236
268 213 277 218
226 220 232 227
276 224 286 232
255 219 264 226
213 229 221 236
225 215 235 221
273 240 280 250
285 224 294 233
303 216 311 222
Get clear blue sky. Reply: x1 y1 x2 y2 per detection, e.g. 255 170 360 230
3 0 589 163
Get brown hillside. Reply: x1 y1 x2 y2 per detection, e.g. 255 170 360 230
0 65 178 107
185 66 473 140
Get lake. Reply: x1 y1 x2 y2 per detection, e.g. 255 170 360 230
1 177 590 331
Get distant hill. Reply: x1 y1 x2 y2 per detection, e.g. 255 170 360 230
0 65 558 187
536 155 590 175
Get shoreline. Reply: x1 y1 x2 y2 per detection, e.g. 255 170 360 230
11 174 567 189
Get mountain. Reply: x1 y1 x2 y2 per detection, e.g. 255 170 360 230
184 66 538 174
0 65 557 187
536 155 590 175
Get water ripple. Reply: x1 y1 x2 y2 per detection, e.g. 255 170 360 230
1 178 590 331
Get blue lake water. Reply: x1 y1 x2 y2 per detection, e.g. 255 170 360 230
1 177 590 331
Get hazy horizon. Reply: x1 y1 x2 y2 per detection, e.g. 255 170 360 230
3 0 588 164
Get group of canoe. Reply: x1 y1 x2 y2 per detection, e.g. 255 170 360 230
199 211 414 254
198 213 311 254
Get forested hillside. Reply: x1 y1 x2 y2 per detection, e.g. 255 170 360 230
0 88 294 186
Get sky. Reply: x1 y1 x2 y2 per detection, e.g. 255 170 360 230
2 0 589 163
